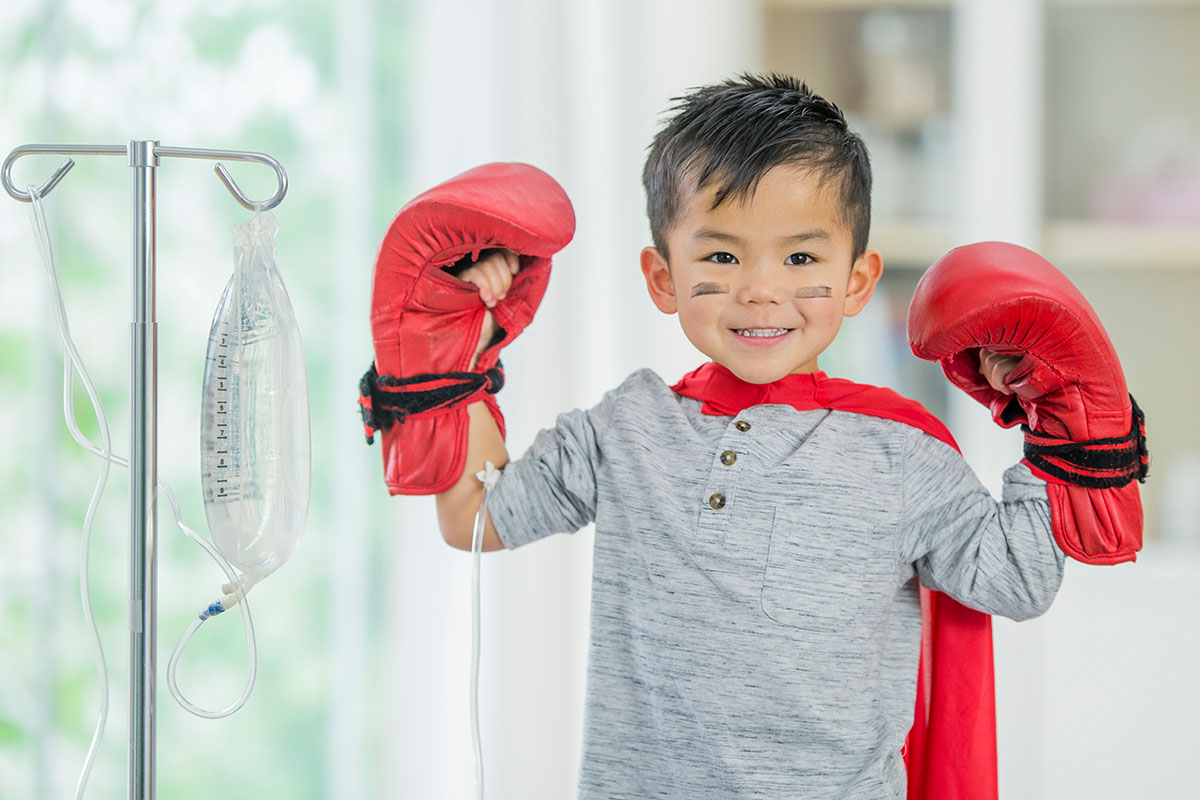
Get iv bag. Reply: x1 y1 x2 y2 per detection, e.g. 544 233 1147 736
201 211 310 579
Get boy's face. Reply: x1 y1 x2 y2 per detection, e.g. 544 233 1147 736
641 164 882 384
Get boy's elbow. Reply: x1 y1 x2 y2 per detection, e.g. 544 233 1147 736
436 486 479 550
442 529 506 552
436 501 505 552
1007 579 1062 622
441 528 465 550
1007 599 1051 623
441 526 474 551
436 506 476 550
1030 588 1060 620
1024 557 1066 620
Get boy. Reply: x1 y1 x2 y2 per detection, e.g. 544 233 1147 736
435 75 1063 798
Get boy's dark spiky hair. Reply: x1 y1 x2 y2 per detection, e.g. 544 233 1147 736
642 73 872 259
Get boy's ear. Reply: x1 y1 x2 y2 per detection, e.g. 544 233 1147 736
843 249 883 318
641 246 677 314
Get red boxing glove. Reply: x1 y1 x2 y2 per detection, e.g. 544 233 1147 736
360 162 575 495
907 241 1147 565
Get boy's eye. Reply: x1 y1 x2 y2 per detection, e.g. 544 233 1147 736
785 253 815 266
705 252 738 264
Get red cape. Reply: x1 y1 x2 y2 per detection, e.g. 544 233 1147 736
672 363 997 800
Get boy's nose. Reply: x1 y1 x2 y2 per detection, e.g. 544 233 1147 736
735 265 786 304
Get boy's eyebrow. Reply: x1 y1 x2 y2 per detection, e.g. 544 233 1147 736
693 228 744 244
782 227 830 244
693 228 833 245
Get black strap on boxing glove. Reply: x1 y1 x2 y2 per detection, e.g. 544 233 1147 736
1022 395 1149 489
358 361 505 444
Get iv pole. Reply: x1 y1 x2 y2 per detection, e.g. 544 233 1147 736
2 140 288 800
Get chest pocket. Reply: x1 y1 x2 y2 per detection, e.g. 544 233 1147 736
761 508 890 633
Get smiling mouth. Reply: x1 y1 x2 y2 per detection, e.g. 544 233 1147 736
733 328 792 338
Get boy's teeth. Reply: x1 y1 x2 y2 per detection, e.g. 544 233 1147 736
736 328 789 337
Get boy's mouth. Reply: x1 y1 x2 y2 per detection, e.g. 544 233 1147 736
733 327 792 339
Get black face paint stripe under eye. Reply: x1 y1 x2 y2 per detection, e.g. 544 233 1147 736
795 286 833 299
691 282 730 297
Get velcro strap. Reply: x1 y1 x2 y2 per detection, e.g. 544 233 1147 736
1023 395 1149 488
358 361 505 444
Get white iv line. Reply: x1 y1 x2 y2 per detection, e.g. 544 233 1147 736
471 461 502 800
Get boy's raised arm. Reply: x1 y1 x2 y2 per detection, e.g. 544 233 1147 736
909 241 1148 566
358 164 574 548
436 253 517 551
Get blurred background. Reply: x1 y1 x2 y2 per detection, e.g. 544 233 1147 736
1 0 1197 797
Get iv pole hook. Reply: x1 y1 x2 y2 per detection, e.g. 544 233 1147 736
1 155 76 202
2 144 288 211
156 146 289 211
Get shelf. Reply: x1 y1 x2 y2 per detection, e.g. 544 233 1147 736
867 220 1200 272
1044 221 1200 271
766 0 949 8
765 0 1200 12
869 221 956 268
1051 0 1200 7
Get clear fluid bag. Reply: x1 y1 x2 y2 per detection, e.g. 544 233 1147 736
201 210 310 582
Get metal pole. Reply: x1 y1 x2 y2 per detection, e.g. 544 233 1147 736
127 139 158 800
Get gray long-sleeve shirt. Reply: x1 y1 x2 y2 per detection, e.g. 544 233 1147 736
489 368 1064 799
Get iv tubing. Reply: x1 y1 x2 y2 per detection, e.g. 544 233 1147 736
471 493 486 800
470 461 501 800
28 188 111 800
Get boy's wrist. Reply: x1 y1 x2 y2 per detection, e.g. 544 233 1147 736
469 311 497 371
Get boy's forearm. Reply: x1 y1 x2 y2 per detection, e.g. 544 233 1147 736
435 400 508 551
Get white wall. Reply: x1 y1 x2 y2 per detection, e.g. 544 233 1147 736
994 543 1200 799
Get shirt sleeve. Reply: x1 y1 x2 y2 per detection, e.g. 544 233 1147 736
898 427 1065 621
486 388 618 550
